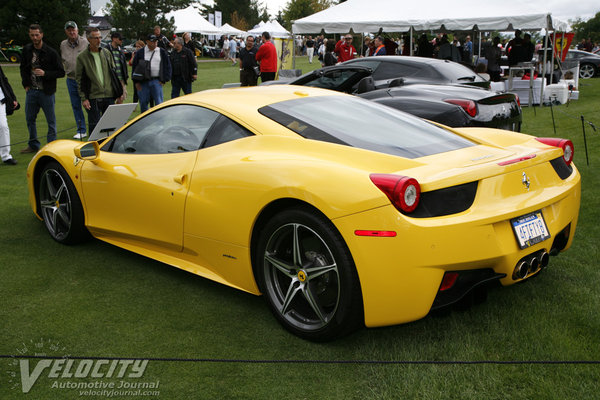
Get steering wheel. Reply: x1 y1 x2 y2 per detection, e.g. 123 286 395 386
157 125 198 152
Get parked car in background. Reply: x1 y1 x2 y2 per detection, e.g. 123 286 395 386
565 49 600 79
264 64 522 131
343 56 491 89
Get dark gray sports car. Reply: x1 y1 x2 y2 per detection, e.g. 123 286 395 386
266 64 522 131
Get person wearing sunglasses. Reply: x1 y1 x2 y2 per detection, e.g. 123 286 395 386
334 34 357 63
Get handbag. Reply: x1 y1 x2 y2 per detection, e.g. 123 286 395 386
132 50 155 82
103 50 124 98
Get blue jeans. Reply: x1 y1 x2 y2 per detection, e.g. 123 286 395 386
25 89 57 150
66 78 86 135
170 76 192 99
138 79 163 113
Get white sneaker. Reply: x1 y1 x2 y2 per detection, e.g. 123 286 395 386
73 133 87 140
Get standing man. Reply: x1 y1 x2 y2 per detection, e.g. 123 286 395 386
132 34 172 113
335 34 356 63
373 36 386 56
170 37 197 98
463 35 473 65
20 24 65 154
153 26 171 50
183 32 197 55
104 32 128 104
75 28 122 135
256 31 277 83
238 35 258 86
60 20 88 139
229 36 238 66
306 36 315 63
0 65 19 165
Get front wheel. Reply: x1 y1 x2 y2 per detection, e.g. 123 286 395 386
38 161 89 244
579 63 596 79
256 208 363 341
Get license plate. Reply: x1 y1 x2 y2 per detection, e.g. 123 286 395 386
511 211 551 249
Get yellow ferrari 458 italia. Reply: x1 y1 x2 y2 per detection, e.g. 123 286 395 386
27 86 580 341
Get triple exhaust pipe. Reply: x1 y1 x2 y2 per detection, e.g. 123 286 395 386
512 251 550 280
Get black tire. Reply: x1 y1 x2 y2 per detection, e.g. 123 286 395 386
38 161 90 244
255 207 363 341
8 53 21 63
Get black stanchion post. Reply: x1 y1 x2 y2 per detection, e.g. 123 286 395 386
581 116 589 166
550 103 556 135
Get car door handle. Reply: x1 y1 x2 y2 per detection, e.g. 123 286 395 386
173 174 187 185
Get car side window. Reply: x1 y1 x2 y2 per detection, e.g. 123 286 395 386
202 115 253 148
106 105 219 154
374 61 422 79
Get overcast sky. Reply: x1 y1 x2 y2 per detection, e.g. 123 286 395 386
90 0 598 26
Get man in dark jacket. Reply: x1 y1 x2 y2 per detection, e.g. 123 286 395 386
170 37 197 98
104 31 129 103
0 65 19 165
19 24 65 153
131 34 172 112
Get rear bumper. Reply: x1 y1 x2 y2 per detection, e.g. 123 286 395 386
333 165 580 327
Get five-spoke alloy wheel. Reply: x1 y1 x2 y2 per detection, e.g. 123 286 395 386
257 208 363 341
579 63 596 79
38 162 88 244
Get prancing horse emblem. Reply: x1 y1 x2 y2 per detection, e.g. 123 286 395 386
522 172 530 191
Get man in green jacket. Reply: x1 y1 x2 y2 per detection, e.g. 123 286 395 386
75 27 123 135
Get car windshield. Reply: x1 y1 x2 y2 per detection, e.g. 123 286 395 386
259 96 475 158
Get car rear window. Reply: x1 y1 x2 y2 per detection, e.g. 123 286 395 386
259 96 474 159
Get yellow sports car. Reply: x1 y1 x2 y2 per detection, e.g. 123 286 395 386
27 86 580 341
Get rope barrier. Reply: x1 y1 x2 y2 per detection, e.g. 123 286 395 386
1 354 599 365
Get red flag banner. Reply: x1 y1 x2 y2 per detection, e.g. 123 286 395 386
554 33 574 62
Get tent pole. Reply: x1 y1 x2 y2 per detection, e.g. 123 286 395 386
292 28 296 69
540 30 549 107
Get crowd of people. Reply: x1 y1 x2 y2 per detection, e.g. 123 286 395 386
0 23 281 164
2 22 597 166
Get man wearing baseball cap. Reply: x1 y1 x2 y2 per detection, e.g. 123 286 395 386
131 33 171 112
60 20 88 139
104 31 128 103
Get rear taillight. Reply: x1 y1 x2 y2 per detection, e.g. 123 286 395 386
370 174 421 213
444 99 478 117
535 138 574 166
514 93 521 107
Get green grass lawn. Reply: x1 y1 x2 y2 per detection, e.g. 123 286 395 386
1 59 599 399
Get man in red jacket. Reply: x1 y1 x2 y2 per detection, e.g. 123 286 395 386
256 31 277 82
335 34 357 63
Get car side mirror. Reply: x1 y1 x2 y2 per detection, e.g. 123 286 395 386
74 141 100 161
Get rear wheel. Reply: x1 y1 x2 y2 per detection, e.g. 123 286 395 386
8 52 21 63
256 208 363 341
38 161 89 244
579 63 596 79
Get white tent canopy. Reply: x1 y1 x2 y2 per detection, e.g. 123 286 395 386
166 6 222 35
292 0 569 34
220 23 246 36
247 20 291 38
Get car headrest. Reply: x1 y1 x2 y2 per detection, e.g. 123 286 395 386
357 76 376 94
